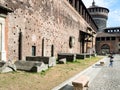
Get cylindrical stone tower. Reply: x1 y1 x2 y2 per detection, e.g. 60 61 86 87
87 0 109 32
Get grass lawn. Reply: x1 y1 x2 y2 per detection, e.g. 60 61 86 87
0 56 104 90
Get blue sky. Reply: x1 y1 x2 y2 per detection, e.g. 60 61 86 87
82 0 120 27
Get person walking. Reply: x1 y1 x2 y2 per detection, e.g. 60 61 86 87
109 54 114 67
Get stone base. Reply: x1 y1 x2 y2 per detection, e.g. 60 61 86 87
76 54 86 59
15 60 48 72
85 53 91 58
58 58 66 64
58 53 76 62
91 53 97 57
100 61 105 66
26 56 56 67
72 76 89 90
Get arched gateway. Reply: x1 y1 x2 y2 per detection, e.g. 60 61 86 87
101 44 110 54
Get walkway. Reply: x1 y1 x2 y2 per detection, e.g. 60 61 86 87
52 54 120 90
88 54 120 90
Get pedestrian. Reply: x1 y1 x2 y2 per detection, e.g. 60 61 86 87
109 54 114 67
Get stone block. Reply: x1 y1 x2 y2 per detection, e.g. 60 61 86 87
58 58 66 64
85 53 91 58
72 76 89 90
14 60 48 72
76 54 86 59
58 53 76 62
26 56 56 67
0 60 16 73
49 57 56 67
0 61 5 67
91 53 97 57
100 61 104 66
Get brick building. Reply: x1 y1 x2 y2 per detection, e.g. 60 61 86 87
96 27 120 54
88 1 120 54
0 0 97 61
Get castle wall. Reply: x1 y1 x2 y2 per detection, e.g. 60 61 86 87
1 0 95 61
96 37 120 54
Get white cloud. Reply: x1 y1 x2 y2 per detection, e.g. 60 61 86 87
107 10 120 27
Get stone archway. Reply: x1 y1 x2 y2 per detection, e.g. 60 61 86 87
101 44 110 54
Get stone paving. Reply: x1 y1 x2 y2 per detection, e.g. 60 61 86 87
88 54 120 90
52 54 120 90
52 56 108 90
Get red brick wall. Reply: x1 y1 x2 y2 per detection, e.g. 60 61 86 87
2 0 95 60
96 39 119 54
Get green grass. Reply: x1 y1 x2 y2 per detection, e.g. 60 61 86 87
66 56 102 70
0 56 105 90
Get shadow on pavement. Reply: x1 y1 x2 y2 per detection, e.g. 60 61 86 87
59 84 73 90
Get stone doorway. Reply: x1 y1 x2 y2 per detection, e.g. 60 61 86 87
80 31 85 53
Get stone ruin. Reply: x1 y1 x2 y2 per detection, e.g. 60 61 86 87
0 56 56 73
0 53 96 73
26 56 56 67
0 60 16 73
14 60 48 72
14 56 56 72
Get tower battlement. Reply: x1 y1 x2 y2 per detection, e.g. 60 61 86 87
87 0 109 32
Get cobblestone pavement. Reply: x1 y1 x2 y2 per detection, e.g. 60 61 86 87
53 55 120 90
88 54 120 90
